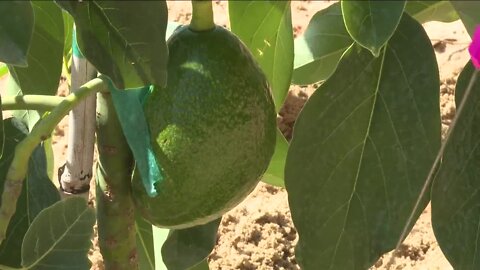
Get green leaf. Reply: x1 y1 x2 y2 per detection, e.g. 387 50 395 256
7 1 64 95
0 118 61 268
56 1 168 89
262 129 288 188
6 76 41 131
450 1 480 37
62 11 74 61
0 2 34 66
229 0 294 111
21 197 95 269
136 215 214 270
136 214 156 270
285 14 440 269
405 1 459 23
0 118 28 266
292 3 353 85
5 2 64 131
0 63 8 77
11 145 60 267
431 62 480 269
341 0 406 57
161 219 220 270
43 138 55 182
0 96 3 158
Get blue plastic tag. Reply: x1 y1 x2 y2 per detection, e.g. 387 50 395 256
72 28 85 59
107 79 163 197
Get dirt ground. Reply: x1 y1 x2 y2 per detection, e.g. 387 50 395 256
0 1 473 270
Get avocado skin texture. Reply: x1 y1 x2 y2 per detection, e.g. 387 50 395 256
131 25 277 229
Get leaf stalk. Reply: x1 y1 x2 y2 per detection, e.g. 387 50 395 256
2 95 65 111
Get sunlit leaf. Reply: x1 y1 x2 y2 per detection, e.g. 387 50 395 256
341 0 406 57
56 1 168 89
62 11 74 61
7 1 64 95
0 63 8 77
5 2 64 131
0 96 2 158
43 138 55 182
229 0 294 110
262 129 288 188
405 0 459 23
0 2 34 66
285 14 440 269
292 3 353 85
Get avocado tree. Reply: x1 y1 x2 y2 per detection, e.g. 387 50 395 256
0 1 480 270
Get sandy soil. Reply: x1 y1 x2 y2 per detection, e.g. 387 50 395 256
0 1 473 270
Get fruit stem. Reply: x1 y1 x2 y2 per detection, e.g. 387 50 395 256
190 0 215 31
96 91 137 270
0 76 107 246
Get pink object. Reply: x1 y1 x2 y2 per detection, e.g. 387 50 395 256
469 26 480 69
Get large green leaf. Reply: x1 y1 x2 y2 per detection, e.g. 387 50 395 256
292 3 353 85
6 2 64 130
21 197 95 269
405 1 459 23
229 1 294 111
7 1 64 95
0 119 60 268
285 14 440 269
0 2 34 66
161 219 220 270
431 63 480 269
450 1 480 37
0 119 28 266
262 129 288 187
56 1 168 89
341 0 406 57
62 11 74 62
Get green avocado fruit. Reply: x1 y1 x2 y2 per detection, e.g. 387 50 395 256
131 25 277 229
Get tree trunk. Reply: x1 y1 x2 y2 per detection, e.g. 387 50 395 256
95 91 138 270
